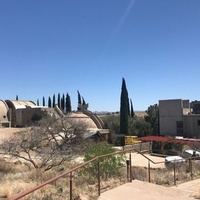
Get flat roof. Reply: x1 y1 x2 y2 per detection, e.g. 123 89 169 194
138 136 200 144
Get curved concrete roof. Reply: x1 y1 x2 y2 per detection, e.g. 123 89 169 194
65 112 98 129
5 100 36 109
0 99 9 121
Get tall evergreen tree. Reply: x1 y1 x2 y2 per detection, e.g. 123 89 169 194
128 97 130 116
37 99 39 106
82 97 86 105
120 78 129 145
43 96 45 107
130 99 135 118
77 90 82 105
57 93 61 108
66 93 72 112
61 93 65 111
48 96 52 108
145 104 159 135
52 94 55 108
77 90 82 110
16 95 18 100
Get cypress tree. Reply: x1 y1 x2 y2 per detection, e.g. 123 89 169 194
82 97 86 105
120 78 129 145
16 95 18 100
66 93 72 112
77 90 82 110
128 97 130 116
37 99 39 106
77 90 82 104
48 96 52 108
130 99 135 118
43 96 45 107
61 93 65 111
57 93 61 108
52 94 55 108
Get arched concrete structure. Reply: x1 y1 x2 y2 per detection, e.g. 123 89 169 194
5 100 36 127
65 112 98 129
0 99 10 127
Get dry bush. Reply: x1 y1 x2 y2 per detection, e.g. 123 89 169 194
151 168 173 185
24 168 57 184
132 166 148 181
0 116 90 171
191 160 200 177
0 158 16 174
0 179 37 198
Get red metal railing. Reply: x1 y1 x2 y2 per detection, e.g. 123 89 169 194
9 147 198 200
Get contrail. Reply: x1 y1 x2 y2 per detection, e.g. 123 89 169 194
106 0 136 48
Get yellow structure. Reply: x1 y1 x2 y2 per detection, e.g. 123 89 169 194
125 136 141 145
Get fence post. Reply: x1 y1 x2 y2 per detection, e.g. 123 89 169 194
148 160 151 183
69 172 73 200
129 152 132 182
126 159 130 182
190 159 193 180
97 159 101 196
173 161 176 185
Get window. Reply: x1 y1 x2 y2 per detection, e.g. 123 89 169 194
198 120 200 126
176 121 183 135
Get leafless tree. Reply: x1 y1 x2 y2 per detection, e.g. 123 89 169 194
0 116 90 171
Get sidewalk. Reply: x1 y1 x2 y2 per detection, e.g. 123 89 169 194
98 180 194 200
126 153 165 168
173 178 200 198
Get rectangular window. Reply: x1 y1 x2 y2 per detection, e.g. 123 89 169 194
176 121 183 135
198 120 200 126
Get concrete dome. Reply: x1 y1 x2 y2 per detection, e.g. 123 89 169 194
0 99 9 122
5 100 36 109
65 112 98 130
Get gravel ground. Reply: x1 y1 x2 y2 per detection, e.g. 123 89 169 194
0 128 23 143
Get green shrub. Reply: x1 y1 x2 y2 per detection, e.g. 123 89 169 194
82 142 125 180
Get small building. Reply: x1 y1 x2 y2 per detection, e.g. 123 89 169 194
159 99 200 138
4 100 55 127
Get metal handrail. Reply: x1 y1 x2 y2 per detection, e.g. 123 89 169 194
9 147 199 200
10 147 154 200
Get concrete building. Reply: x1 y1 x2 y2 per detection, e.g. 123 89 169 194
0 99 108 139
159 99 200 138
0 99 10 127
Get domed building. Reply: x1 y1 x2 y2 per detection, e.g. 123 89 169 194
0 99 10 127
64 103 108 140
0 98 109 141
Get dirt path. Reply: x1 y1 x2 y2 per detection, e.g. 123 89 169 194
98 180 193 200
0 127 25 143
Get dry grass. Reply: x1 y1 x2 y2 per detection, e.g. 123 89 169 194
0 128 25 143
1 156 200 200
1 127 200 199
131 160 200 188
1 159 200 199
0 158 127 200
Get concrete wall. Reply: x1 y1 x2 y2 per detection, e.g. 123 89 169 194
15 107 54 127
159 99 185 136
183 114 200 138
159 99 200 138
191 101 200 114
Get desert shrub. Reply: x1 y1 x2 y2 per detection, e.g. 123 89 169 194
132 166 147 181
81 142 125 180
0 116 89 171
0 158 16 174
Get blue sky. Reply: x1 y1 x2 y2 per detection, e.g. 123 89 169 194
0 0 200 112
